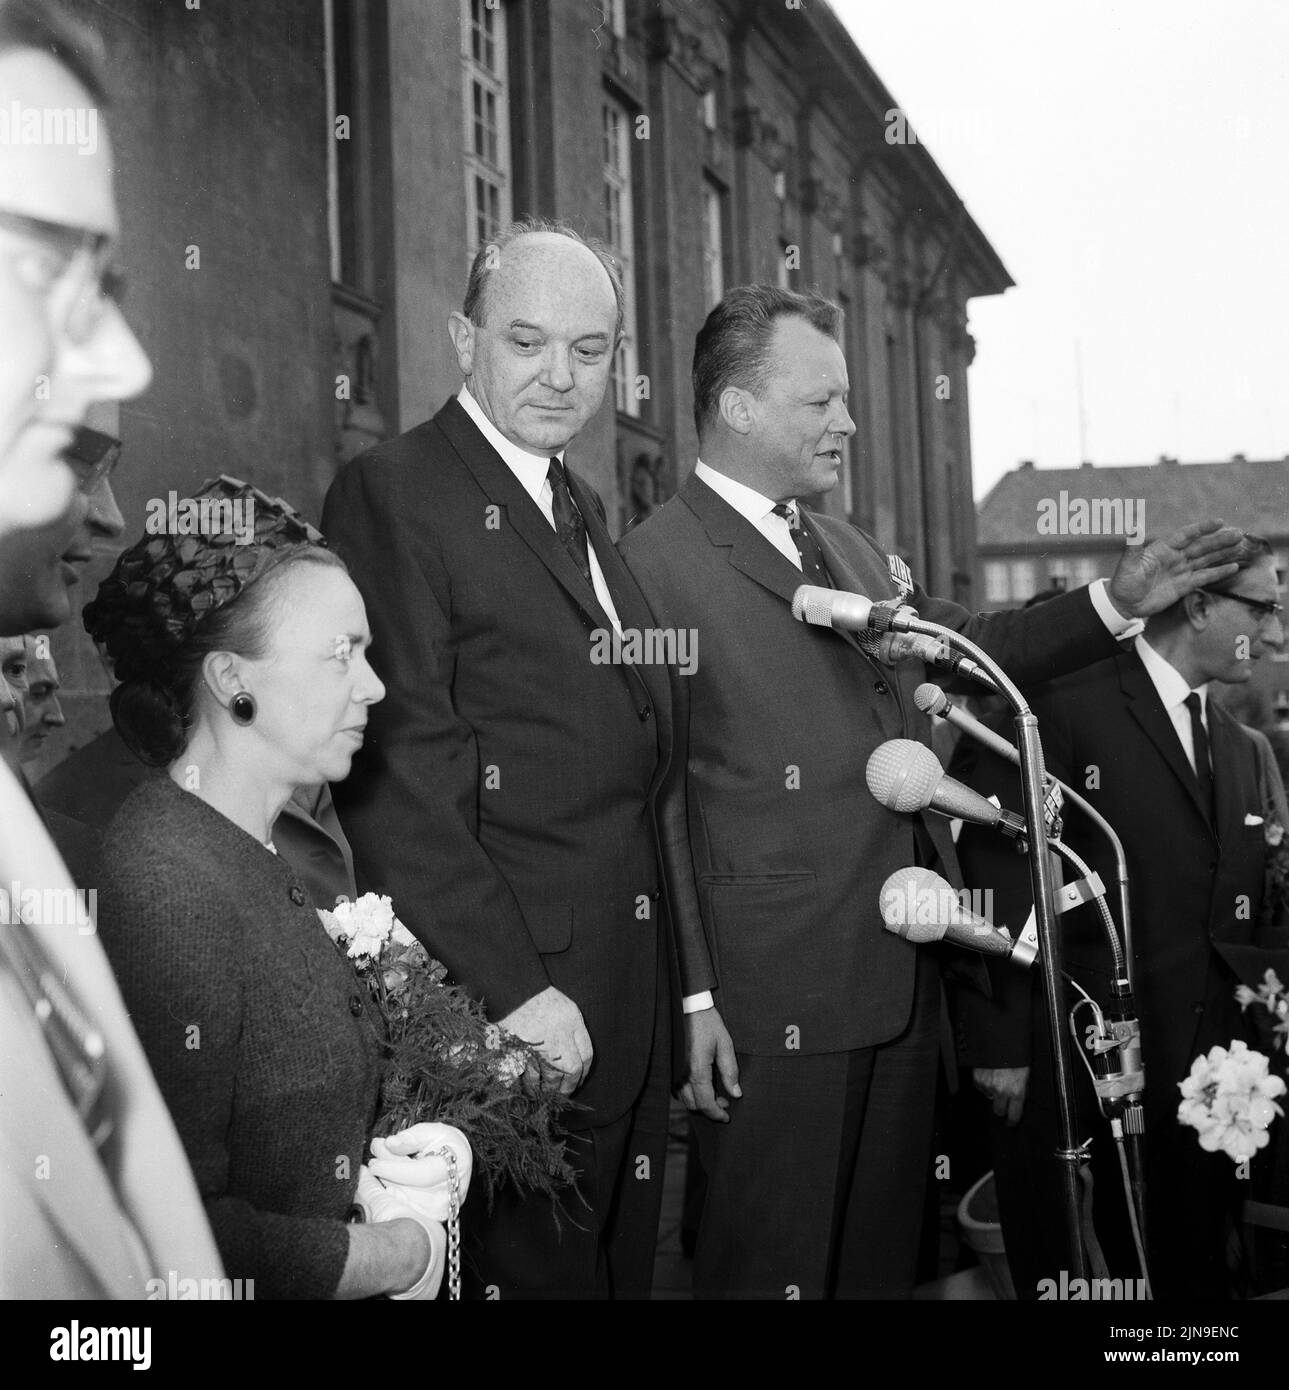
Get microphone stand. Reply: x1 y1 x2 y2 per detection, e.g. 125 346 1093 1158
873 607 1091 1282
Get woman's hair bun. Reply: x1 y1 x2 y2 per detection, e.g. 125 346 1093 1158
109 676 187 767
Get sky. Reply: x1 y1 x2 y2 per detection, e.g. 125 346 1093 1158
829 0 1289 499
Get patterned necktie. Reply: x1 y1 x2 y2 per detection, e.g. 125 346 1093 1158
1184 691 1215 822
547 458 592 587
772 502 831 587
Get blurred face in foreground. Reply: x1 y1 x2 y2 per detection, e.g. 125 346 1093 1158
0 47 149 539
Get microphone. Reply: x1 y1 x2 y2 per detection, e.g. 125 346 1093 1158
915 684 1019 764
865 738 1027 839
916 683 1065 831
880 866 1037 966
900 635 997 688
792 585 878 631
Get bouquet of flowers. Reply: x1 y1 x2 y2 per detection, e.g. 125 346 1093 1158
319 893 578 1209
1177 1039 1286 1162
1265 817 1289 920
1236 968 1289 1066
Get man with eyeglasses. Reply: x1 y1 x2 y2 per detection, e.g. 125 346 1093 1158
960 533 1289 1300
0 425 125 633
0 0 221 1299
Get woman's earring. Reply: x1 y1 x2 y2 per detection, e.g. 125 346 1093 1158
230 691 257 726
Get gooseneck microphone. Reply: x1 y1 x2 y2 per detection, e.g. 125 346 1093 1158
879 866 1037 966
865 738 1027 839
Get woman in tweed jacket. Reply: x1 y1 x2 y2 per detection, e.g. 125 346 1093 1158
86 479 451 1299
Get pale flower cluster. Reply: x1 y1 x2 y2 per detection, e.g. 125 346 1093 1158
1235 968 1289 1060
1177 1040 1286 1162
318 892 416 960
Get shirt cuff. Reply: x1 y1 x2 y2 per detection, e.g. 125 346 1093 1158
682 991 714 1014
1088 577 1144 640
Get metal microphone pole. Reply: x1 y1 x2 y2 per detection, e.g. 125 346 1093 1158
873 608 1090 1282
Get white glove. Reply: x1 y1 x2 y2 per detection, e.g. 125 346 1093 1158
353 1164 447 1301
368 1122 474 1220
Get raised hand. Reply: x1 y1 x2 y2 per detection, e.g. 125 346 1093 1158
1106 519 1245 619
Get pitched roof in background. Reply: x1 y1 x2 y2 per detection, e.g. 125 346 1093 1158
977 458 1289 548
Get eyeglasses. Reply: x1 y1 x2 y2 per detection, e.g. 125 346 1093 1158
63 425 122 495
1200 588 1285 624
0 206 125 345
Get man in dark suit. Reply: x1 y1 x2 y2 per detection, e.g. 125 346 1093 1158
617 283 1246 1299
959 536 1288 1298
322 221 677 1299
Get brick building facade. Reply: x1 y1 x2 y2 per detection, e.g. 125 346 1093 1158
43 0 1010 765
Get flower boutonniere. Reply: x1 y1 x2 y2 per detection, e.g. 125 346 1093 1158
1260 813 1289 908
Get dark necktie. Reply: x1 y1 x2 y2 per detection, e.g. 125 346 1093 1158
772 502 831 587
1184 691 1215 821
547 458 592 587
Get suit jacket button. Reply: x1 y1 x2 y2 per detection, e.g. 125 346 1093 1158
349 994 365 1017
639 705 652 721
874 680 890 695
289 885 306 906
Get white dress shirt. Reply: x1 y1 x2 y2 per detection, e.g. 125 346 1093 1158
457 387 622 633
1134 633 1210 774
679 460 1147 1016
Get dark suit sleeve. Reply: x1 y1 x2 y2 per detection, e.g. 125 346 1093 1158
322 459 549 1018
616 544 715 999
653 649 716 998
912 580 1123 689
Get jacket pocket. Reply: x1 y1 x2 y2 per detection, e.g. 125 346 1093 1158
524 905 574 955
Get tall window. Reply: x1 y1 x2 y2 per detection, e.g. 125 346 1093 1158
603 98 640 417
1073 555 1102 587
462 0 511 257
1047 556 1071 589
604 0 627 39
702 180 725 308
324 0 354 286
1011 559 1037 598
701 88 718 132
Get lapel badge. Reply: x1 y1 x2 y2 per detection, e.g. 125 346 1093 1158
888 553 915 599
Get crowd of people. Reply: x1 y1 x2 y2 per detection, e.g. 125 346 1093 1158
2 0 1285 1303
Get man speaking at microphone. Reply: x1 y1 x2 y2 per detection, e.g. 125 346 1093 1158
617 283 1245 1299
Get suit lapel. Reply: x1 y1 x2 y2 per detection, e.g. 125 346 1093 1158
437 399 616 634
806 515 899 663
574 471 672 731
680 476 899 708
1119 651 1214 831
1207 701 1248 847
